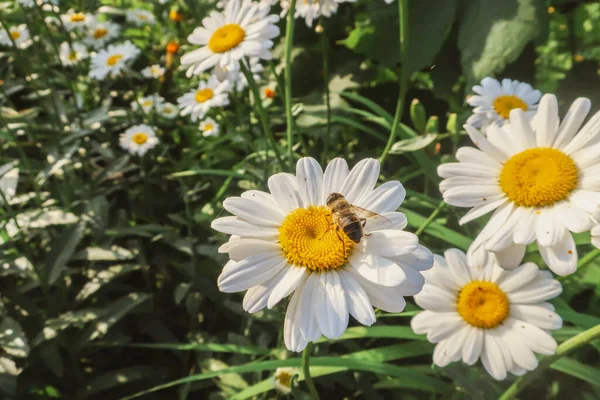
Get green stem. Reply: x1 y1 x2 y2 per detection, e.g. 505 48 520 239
240 61 284 171
499 324 600 400
284 0 297 168
379 0 410 166
302 343 320 400
415 201 445 236
319 19 331 162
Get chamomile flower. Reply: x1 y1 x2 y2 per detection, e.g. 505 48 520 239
85 21 120 48
212 157 433 352
181 0 280 78
592 226 600 249
272 367 299 395
280 0 339 27
126 9 156 26
200 118 219 137
412 248 562 380
177 75 231 121
119 125 159 156
131 94 164 113
0 25 30 48
215 57 264 91
466 77 542 129
59 42 88 66
439 94 600 276
260 81 276 101
88 41 140 80
157 102 179 119
141 64 165 79
61 10 93 31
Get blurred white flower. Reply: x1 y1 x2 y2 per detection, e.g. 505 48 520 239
466 77 541 129
181 0 280 78
0 25 31 48
61 10 94 31
215 56 264 91
272 367 298 394
280 0 338 27
131 94 164 113
85 20 120 48
88 41 140 80
59 42 88 66
126 9 156 26
200 117 220 137
157 102 179 119
412 248 562 380
0 162 19 203
141 64 165 79
177 75 231 121
119 125 159 156
17 0 35 7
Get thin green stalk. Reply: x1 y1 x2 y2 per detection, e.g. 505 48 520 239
302 343 320 400
415 201 445 236
240 61 284 171
319 19 331 162
379 0 410 165
284 0 297 168
499 324 600 400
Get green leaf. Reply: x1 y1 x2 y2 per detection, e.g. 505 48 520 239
78 366 156 396
315 325 425 343
120 342 272 356
390 134 438 154
75 264 144 301
551 358 600 388
0 318 29 358
43 221 86 285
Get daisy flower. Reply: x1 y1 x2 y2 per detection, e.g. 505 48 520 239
119 125 159 156
260 81 276 102
131 94 164 113
200 117 219 137
181 0 280 78
177 75 231 122
466 77 542 129
0 25 30 48
126 9 156 26
157 102 179 119
88 41 140 80
212 157 433 352
59 42 88 66
439 94 600 276
141 64 165 79
280 0 339 27
215 56 264 91
272 367 298 394
61 10 93 31
412 248 562 380
85 20 120 49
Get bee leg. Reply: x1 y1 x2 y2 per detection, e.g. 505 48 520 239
360 218 372 237
319 215 335 240
335 225 346 258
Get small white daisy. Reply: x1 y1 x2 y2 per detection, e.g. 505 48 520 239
260 81 276 101
200 117 220 137
212 157 433 352
61 10 94 31
280 0 339 27
85 20 120 48
412 248 562 380
177 75 231 122
466 77 542 129
181 0 280 78
119 125 159 156
0 25 31 48
126 9 156 26
141 64 165 79
131 94 164 113
272 367 298 394
157 102 179 119
439 94 600 276
88 41 140 80
59 42 88 66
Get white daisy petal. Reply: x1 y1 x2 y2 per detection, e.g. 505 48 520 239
322 157 349 202
284 283 308 352
338 269 376 326
340 158 380 203
532 94 560 148
296 157 324 206
267 267 307 309
218 253 287 292
315 271 349 339
480 334 507 380
509 304 562 330
358 230 418 257
268 173 302 214
355 181 406 214
553 97 591 149
211 216 279 237
348 252 406 287
223 197 284 226
462 327 483 365
538 232 577 276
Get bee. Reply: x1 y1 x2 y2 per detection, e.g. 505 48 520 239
326 192 390 255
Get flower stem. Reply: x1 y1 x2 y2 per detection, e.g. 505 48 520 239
284 0 297 169
302 343 320 400
240 61 284 171
319 18 331 163
498 324 600 400
415 201 445 236
379 0 410 166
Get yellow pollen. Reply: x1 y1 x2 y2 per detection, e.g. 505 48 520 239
276 371 292 388
142 100 153 107
499 148 578 208
70 13 86 22
457 281 509 329
132 133 148 145
203 123 214 131
94 28 108 39
208 24 246 53
10 31 20 40
493 95 528 119
68 52 78 61
195 88 214 103
106 54 123 66
278 206 354 272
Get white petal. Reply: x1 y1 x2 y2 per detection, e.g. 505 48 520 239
538 232 578 276
480 333 507 380
299 273 321 342
338 269 376 326
348 252 406 287
389 244 434 271
464 124 508 162
502 325 539 371
511 319 559 355
513 208 538 245
426 314 466 343
443 248 472 286
223 197 284 226
349 268 407 313
536 209 565 247
462 327 483 365
410 310 440 334
218 253 287 292
364 212 408 233
267 267 307 309
315 271 349 339
509 304 562 330
340 158 380 204
432 340 453 367
355 181 406 214
532 94 560 148
414 284 456 312
211 216 279 237
508 108 536 148
322 158 349 203
296 157 324 206
507 275 562 304
283 282 308 352
358 230 418 257
459 197 508 225
268 173 302 214
243 269 286 313
227 239 281 261
496 262 539 292
553 97 591 149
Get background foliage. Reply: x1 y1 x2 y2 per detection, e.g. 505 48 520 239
1 0 600 399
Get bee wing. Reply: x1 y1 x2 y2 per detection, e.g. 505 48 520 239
348 204 393 232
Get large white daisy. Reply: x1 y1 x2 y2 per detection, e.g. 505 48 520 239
0 25 30 48
85 20 121 49
181 0 280 78
439 94 600 276
60 10 94 31
59 42 88 66
412 248 562 380
212 157 433 352
88 41 140 80
177 75 231 121
119 124 159 156
466 77 542 129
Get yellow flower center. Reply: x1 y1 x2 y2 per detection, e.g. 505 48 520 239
208 24 246 53
137 14 148 21
499 148 578 208
142 100 153 107
132 133 148 145
275 371 292 389
163 107 172 113
278 206 354 272
94 28 108 39
493 95 528 119
10 31 20 40
195 88 214 103
457 281 509 329
68 52 78 61
203 123 214 131
70 13 86 22
106 54 123 66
